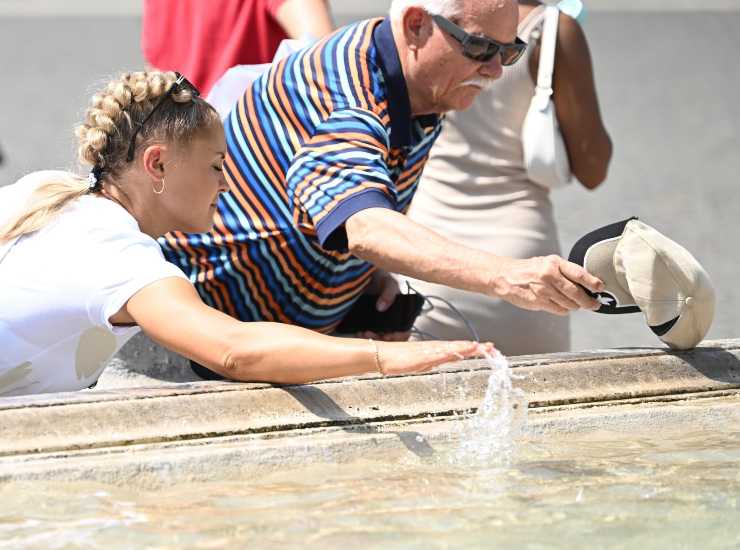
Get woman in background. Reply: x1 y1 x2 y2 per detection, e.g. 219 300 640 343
142 0 334 96
407 0 612 355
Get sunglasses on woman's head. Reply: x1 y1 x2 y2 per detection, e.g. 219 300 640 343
126 72 200 162
431 14 527 66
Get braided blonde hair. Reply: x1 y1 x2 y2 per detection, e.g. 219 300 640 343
1 71 219 243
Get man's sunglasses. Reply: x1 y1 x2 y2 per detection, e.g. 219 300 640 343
126 72 200 162
431 14 527 66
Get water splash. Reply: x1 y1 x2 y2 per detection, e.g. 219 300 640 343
450 349 528 465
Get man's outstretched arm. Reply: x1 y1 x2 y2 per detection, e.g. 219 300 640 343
346 207 603 315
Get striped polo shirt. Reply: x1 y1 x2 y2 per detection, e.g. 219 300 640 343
161 17 443 332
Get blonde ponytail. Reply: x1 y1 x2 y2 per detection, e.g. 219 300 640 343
0 174 90 243
0 71 218 243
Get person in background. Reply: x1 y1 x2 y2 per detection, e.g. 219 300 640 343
159 0 605 380
406 0 612 355
0 70 487 398
142 0 334 96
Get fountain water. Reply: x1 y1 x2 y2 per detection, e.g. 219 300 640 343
447 349 529 465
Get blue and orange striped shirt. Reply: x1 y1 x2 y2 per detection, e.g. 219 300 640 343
161 17 443 332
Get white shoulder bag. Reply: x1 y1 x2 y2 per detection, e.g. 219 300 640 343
521 5 572 189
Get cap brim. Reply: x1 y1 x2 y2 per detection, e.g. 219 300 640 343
568 217 641 315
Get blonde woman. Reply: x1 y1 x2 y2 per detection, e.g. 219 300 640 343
0 71 487 397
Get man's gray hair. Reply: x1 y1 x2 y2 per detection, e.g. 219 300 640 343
389 0 463 21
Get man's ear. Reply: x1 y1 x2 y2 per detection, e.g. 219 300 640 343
401 7 434 49
141 144 168 181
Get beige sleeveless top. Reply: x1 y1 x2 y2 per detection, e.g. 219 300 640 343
406 5 570 354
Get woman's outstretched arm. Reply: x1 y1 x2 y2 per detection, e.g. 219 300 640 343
116 277 488 385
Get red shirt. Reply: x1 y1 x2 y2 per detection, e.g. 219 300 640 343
142 0 288 95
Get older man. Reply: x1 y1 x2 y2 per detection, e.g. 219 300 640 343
161 0 603 355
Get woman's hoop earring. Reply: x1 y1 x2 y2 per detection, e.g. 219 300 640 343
153 177 166 195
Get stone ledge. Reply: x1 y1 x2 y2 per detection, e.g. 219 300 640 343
1 339 738 458
96 332 740 391
3 391 740 487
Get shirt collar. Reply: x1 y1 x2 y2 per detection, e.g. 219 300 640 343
373 18 413 149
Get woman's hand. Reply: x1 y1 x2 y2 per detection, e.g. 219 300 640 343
375 340 495 377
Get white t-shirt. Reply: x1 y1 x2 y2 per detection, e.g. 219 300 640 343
0 171 188 396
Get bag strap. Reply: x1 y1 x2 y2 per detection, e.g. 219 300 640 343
535 5 560 96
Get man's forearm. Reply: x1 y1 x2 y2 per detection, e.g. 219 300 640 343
346 207 506 296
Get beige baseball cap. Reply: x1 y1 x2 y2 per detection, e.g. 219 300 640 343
569 218 716 350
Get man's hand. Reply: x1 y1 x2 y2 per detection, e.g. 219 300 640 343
357 270 411 342
490 255 604 315
371 269 400 313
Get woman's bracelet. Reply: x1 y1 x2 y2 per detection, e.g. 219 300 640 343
370 339 385 376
